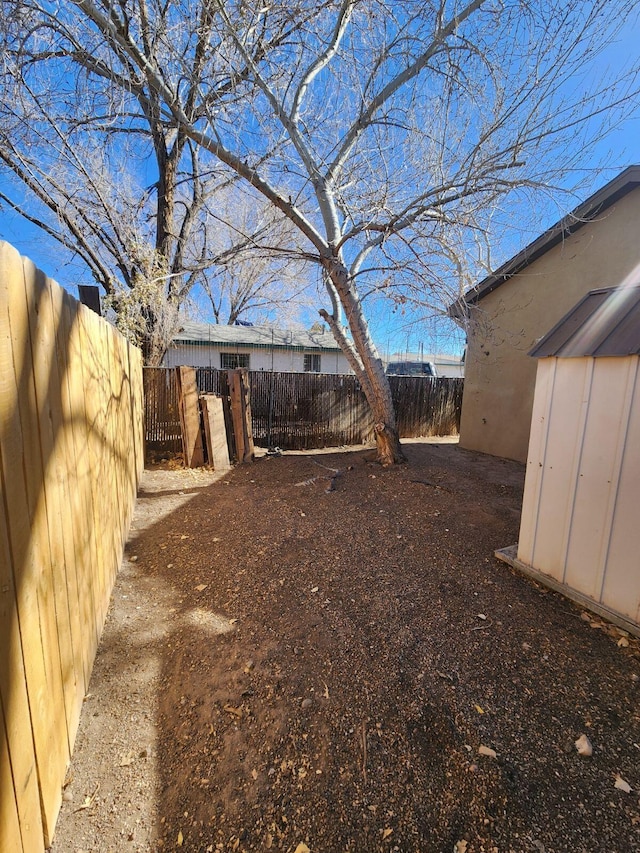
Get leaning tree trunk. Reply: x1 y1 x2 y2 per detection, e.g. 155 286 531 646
321 257 406 466
375 425 404 466
366 365 405 466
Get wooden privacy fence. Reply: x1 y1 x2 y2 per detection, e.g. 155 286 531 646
144 367 463 458
0 241 144 852
390 374 464 438
247 371 372 449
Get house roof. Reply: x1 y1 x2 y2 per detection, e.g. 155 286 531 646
530 285 640 358
456 165 640 312
172 321 342 352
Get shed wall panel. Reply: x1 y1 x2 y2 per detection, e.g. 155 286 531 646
564 359 632 599
599 358 640 620
525 359 592 579
517 353 640 630
518 358 556 566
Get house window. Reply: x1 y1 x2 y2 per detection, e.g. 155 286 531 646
221 352 250 370
304 353 321 372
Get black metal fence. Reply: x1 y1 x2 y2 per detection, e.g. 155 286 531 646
143 367 463 457
144 367 182 455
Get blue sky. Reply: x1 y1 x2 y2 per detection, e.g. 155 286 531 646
1 8 639 359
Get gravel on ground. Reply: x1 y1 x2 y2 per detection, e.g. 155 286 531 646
51 439 640 853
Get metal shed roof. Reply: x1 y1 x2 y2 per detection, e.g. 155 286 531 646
529 285 640 358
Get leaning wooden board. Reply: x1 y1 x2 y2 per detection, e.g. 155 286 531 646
176 365 205 467
200 394 231 471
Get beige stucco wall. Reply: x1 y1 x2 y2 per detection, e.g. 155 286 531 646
459 187 640 462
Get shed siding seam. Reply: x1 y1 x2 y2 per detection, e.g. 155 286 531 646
595 357 637 603
519 358 555 566
560 358 595 586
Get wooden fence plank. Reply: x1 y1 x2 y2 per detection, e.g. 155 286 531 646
200 395 231 471
228 369 254 463
53 300 88 702
177 366 204 467
129 344 145 482
51 286 92 700
60 293 100 682
104 320 127 593
98 316 118 621
99 317 121 622
77 304 109 639
2 252 67 844
26 267 86 757
0 246 45 853
0 457 43 853
0 702 23 853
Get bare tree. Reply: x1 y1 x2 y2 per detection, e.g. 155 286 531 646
195 186 317 326
3 1 638 457
0 1 319 362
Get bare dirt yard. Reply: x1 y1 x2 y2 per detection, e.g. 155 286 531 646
52 439 640 853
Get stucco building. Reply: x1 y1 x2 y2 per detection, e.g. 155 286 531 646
456 165 640 462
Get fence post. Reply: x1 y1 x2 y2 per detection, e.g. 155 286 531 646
228 369 254 463
176 366 204 467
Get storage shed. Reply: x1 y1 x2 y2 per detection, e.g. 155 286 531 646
497 284 640 634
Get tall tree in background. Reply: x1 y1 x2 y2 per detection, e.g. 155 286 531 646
2 1 638 459
0 1 319 362
195 186 317 326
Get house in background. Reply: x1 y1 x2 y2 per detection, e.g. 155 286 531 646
455 164 640 462
163 321 353 374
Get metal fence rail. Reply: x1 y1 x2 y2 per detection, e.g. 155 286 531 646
144 367 463 457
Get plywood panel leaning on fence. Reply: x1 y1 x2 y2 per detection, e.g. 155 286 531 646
200 394 231 471
228 368 255 463
176 365 205 467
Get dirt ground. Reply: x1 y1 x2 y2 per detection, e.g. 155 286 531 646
51 439 640 853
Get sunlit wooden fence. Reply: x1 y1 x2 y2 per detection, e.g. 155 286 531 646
144 366 463 458
0 242 144 852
